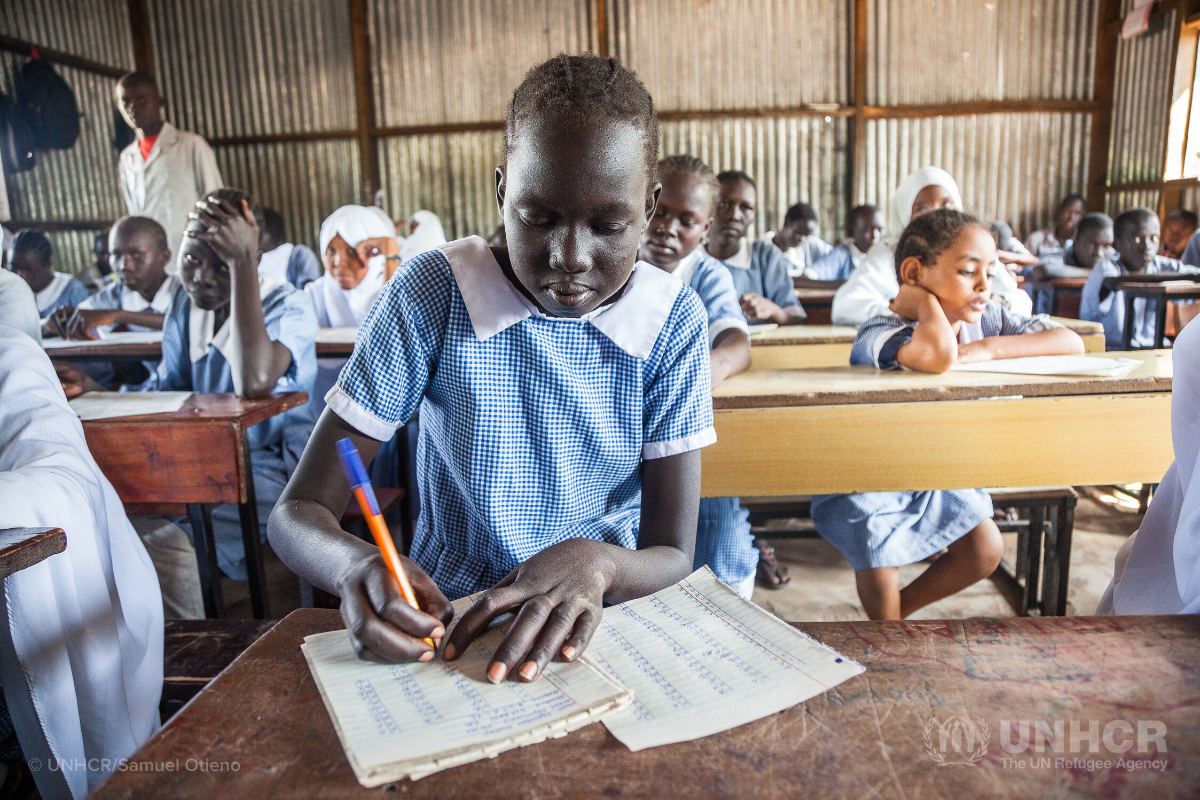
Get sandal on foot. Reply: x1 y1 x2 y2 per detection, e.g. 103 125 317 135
754 540 790 589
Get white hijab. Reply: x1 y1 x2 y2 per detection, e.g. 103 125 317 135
308 205 396 328
399 210 447 263
832 168 963 325
1098 319 1200 614
0 326 163 798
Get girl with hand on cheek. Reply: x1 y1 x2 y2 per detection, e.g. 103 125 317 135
269 55 715 684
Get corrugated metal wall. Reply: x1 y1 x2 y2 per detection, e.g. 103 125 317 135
0 0 132 280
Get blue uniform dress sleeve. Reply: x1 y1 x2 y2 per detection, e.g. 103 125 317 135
1183 230 1200 268
325 251 453 441
978 301 1043 336
287 245 322 290
64 278 89 308
808 246 854 281
261 285 317 394
128 287 192 392
77 282 121 311
851 314 912 369
1080 260 1122 346
757 244 804 314
641 288 716 459
691 258 749 345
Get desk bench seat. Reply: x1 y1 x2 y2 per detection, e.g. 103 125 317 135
162 619 277 719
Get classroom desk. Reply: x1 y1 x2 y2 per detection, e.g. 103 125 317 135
749 317 1106 370
42 333 163 364
705 350 1173 497
88 610 1200 799
314 326 358 357
0 527 65 578
1100 278 1200 351
1028 277 1087 318
82 392 307 620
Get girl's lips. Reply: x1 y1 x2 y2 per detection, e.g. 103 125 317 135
547 283 592 307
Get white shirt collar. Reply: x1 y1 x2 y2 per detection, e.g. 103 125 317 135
705 238 751 269
670 248 704 286
257 243 294 283
442 235 683 360
188 274 286 362
35 272 74 313
121 275 177 313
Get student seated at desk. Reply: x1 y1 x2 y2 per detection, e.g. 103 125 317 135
639 154 758 597
811 210 1084 620
704 171 806 325
7 231 89 329
806 204 884 282
269 55 714 683
258 207 322 290
1025 193 1085 258
1081 207 1199 349
1030 212 1113 314
57 188 317 617
1159 208 1197 261
760 202 831 276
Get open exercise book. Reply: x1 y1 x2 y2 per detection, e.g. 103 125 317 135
949 354 1141 377
303 567 864 786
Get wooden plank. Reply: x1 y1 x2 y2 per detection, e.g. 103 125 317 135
701 392 1173 496
348 0 377 200
0 528 65 578
88 610 1200 799
850 0 867 205
6 219 115 233
206 130 358 148
750 342 853 370
864 98 1098 119
593 0 608 58
751 324 858 346
0 34 127 79
127 0 154 78
1088 0 1123 211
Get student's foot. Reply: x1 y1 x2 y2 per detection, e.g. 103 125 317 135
754 540 790 589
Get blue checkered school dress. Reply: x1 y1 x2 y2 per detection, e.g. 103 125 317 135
328 236 716 599
811 301 1059 570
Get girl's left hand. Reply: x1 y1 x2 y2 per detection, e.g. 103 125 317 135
190 196 260 272
355 236 399 264
956 339 996 364
739 293 782 323
442 539 611 684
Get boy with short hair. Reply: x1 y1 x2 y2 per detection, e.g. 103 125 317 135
1160 209 1197 260
807 204 884 281
1081 207 1200 349
258 207 321 289
763 202 832 276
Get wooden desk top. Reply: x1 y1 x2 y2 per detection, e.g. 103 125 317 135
795 287 837 304
1101 279 1200 297
314 327 357 357
714 349 1171 409
1028 277 1089 289
79 392 308 429
751 317 1104 348
42 338 163 361
88 610 1200 799
793 277 845 290
0 527 65 578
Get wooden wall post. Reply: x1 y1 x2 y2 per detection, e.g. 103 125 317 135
594 0 609 58
349 0 379 202
127 0 154 78
849 0 867 207
1087 0 1124 212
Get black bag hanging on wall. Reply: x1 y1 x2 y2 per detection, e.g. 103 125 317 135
15 52 80 151
0 93 36 173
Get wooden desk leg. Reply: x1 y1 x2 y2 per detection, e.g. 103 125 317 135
1123 294 1137 351
1043 497 1076 617
1155 296 1170 348
1024 506 1045 616
1014 527 1030 616
238 440 271 620
187 504 224 619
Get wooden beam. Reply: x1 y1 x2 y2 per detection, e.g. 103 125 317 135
1088 0 1123 212
127 0 154 78
850 0 867 206
594 0 609 58
6 219 114 232
656 105 853 122
207 130 359 148
0 34 126 79
864 99 1098 119
348 0 378 201
370 121 505 137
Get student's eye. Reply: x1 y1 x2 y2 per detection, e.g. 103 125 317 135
593 222 628 236
519 213 553 229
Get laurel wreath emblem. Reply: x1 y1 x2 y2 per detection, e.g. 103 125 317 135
924 716 990 766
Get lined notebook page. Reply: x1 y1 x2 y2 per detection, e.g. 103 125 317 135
302 595 632 787
591 567 865 751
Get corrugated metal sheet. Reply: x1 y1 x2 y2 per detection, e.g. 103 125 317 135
659 116 848 241
0 0 135 71
215 140 363 252
145 0 357 139
611 0 849 111
370 0 595 127
1108 9 1176 186
863 113 1091 240
1107 190 1161 217
1181 186 1200 213
868 0 1097 105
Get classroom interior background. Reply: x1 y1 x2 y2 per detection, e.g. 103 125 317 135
0 0 1188 277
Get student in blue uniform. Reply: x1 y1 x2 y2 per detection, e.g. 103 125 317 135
269 55 715 683
1081 207 1200 349
1029 213 1113 314
704 171 806 325
258 208 322 290
811 209 1084 620
7 230 88 325
639 154 757 597
58 188 317 596
762 202 832 276
807 204 884 281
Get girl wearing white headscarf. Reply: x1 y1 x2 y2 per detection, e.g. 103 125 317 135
306 204 397 329
1098 318 1200 614
0 326 163 798
831 167 1029 325
399 210 447 264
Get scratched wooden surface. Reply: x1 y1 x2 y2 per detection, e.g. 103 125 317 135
90 611 1200 799
0 527 65 578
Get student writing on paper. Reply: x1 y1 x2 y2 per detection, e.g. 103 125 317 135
1081 207 1200 349
703 172 806 325
270 55 713 685
56 188 317 618
258 208 322 290
760 202 832 276
638 155 763 597
806 204 884 282
811 210 1083 620
7 230 88 328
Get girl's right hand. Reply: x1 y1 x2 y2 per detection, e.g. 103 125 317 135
889 283 932 319
338 552 454 663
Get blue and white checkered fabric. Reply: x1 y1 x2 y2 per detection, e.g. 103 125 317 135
681 252 750 344
329 239 716 599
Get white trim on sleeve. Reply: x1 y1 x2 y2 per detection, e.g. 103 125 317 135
324 384 399 442
872 326 909 368
642 426 717 460
707 317 749 346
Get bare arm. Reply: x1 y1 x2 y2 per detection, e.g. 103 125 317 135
893 286 958 374
739 293 805 325
958 326 1085 363
709 328 751 388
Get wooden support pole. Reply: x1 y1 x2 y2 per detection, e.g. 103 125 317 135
127 0 155 78
850 0 867 206
349 0 378 202
0 35 126 79
594 0 609 58
1087 0 1123 212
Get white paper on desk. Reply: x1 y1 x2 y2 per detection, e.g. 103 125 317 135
591 567 865 752
746 323 779 335
314 326 359 343
67 391 191 421
302 594 632 787
42 331 163 349
948 355 1141 378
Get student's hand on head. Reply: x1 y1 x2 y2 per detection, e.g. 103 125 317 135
443 539 611 684
355 236 399 264
739 293 782 323
190 196 260 273
338 551 454 664
54 362 103 399
889 283 933 320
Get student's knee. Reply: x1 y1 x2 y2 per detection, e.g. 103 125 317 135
968 518 1004 575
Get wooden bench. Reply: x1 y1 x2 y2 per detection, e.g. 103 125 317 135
161 618 276 719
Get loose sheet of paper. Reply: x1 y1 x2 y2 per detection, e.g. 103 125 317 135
42 330 164 349
68 391 191 421
302 594 632 787
314 326 359 343
948 355 1141 377
590 567 865 751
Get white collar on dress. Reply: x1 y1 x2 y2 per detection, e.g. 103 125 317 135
188 274 286 362
670 248 704 286
442 235 683 360
257 243 294 283
35 272 74 313
704 238 752 269
121 274 177 313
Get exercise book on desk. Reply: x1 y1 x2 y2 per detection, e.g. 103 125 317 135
949 355 1141 378
41 330 163 348
68 391 191 421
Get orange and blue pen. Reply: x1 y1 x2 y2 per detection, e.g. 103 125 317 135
336 437 435 650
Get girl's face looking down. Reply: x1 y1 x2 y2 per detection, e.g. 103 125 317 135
497 116 658 317
910 184 956 220
900 226 996 325
323 233 370 290
640 172 713 271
